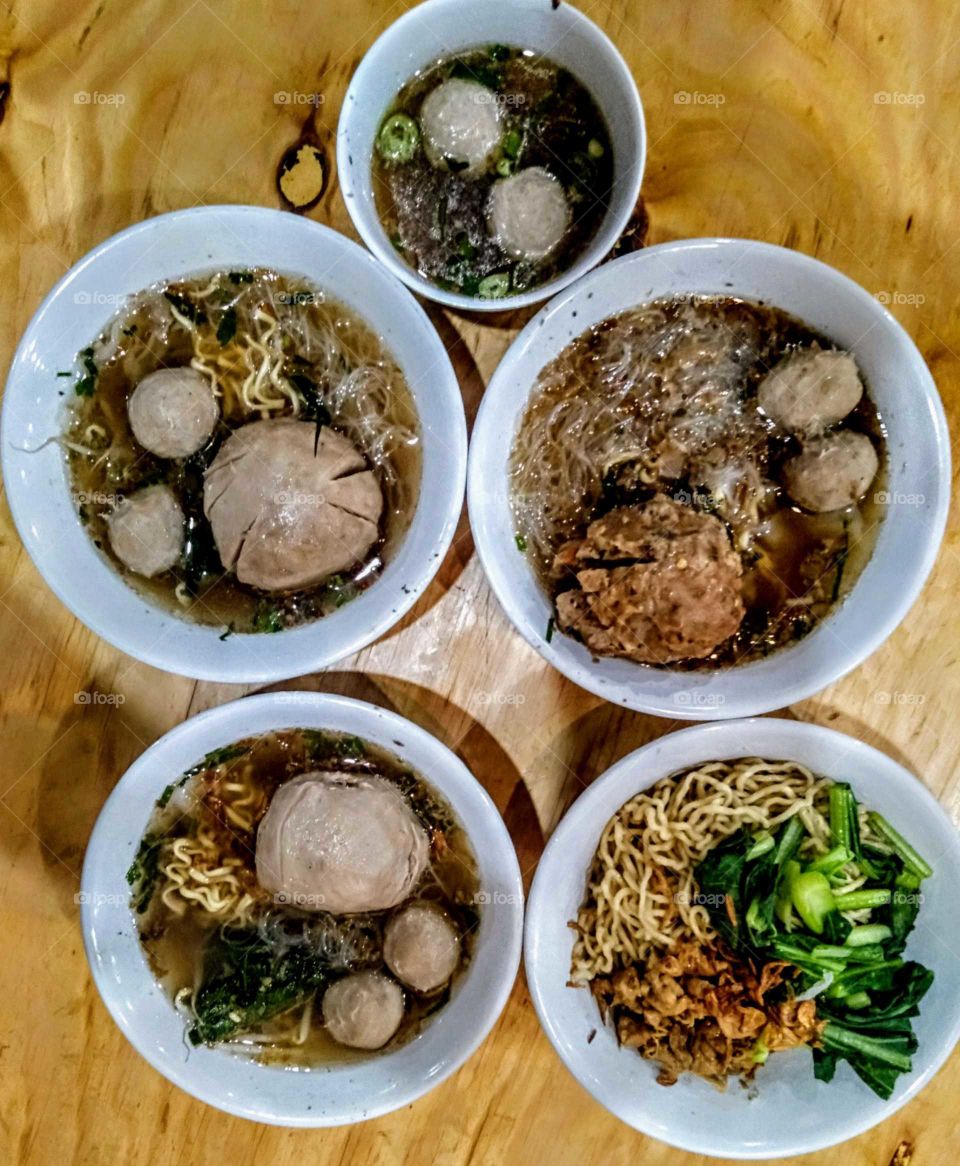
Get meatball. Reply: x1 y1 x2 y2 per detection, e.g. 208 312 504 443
554 496 744 664
781 430 879 513
202 418 382 592
127 367 219 459
420 79 500 175
384 904 461 994
322 971 404 1050
488 167 571 261
105 484 184 578
757 349 863 434
255 770 428 914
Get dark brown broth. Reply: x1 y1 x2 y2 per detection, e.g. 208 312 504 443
373 45 614 297
512 296 888 666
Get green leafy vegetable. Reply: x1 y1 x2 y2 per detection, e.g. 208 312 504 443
217 306 238 346
188 928 328 1045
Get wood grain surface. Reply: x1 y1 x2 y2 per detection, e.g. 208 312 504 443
1 1 959 1163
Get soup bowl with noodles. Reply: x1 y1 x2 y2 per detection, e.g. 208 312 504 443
524 718 960 1158
81 691 523 1126
467 239 950 718
1 206 466 682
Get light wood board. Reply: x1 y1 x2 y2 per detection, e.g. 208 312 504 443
1 1 959 1163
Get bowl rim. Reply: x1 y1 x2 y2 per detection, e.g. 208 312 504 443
80 690 524 1126
467 236 952 717
336 0 647 312
1 205 468 683
523 716 960 1157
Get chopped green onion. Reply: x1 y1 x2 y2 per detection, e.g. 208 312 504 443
496 157 514 177
866 812 933 879
587 137 605 159
478 272 511 300
377 113 420 164
514 532 528 552
502 129 522 159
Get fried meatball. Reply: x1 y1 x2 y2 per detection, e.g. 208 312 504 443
554 496 744 664
255 770 428 914
421 79 500 175
384 904 461 994
127 367 219 459
757 349 863 434
782 430 879 512
322 971 404 1050
105 484 184 578
488 167 571 261
202 418 382 593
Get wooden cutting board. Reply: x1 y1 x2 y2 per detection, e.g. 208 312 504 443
0 1 958 1164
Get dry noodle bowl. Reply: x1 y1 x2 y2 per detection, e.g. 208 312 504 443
570 758 883 983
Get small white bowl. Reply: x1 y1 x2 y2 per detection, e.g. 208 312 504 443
524 717 960 1158
468 239 951 719
337 0 646 312
81 691 524 1126
1 206 467 683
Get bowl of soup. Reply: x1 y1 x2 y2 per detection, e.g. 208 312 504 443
1 206 467 681
337 0 646 311
80 691 524 1125
468 238 950 718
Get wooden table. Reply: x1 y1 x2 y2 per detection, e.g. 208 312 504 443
1 1 958 1163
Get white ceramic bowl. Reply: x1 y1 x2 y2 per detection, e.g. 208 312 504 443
337 0 646 312
468 239 951 719
1 206 467 682
525 717 960 1158
81 691 523 1126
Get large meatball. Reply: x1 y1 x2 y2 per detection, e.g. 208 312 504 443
782 430 879 513
420 79 500 175
255 770 428 914
322 971 404 1050
105 484 184 578
127 367 219 459
554 496 744 664
757 349 863 434
488 167 571 261
384 903 461 994
202 418 382 592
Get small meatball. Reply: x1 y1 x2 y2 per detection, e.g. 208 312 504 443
105 484 184 578
757 349 863 434
554 496 744 664
127 368 219 459
384 904 461 994
782 430 879 513
488 167 571 261
420 79 500 175
255 770 428 914
203 418 382 592
322 971 404 1050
